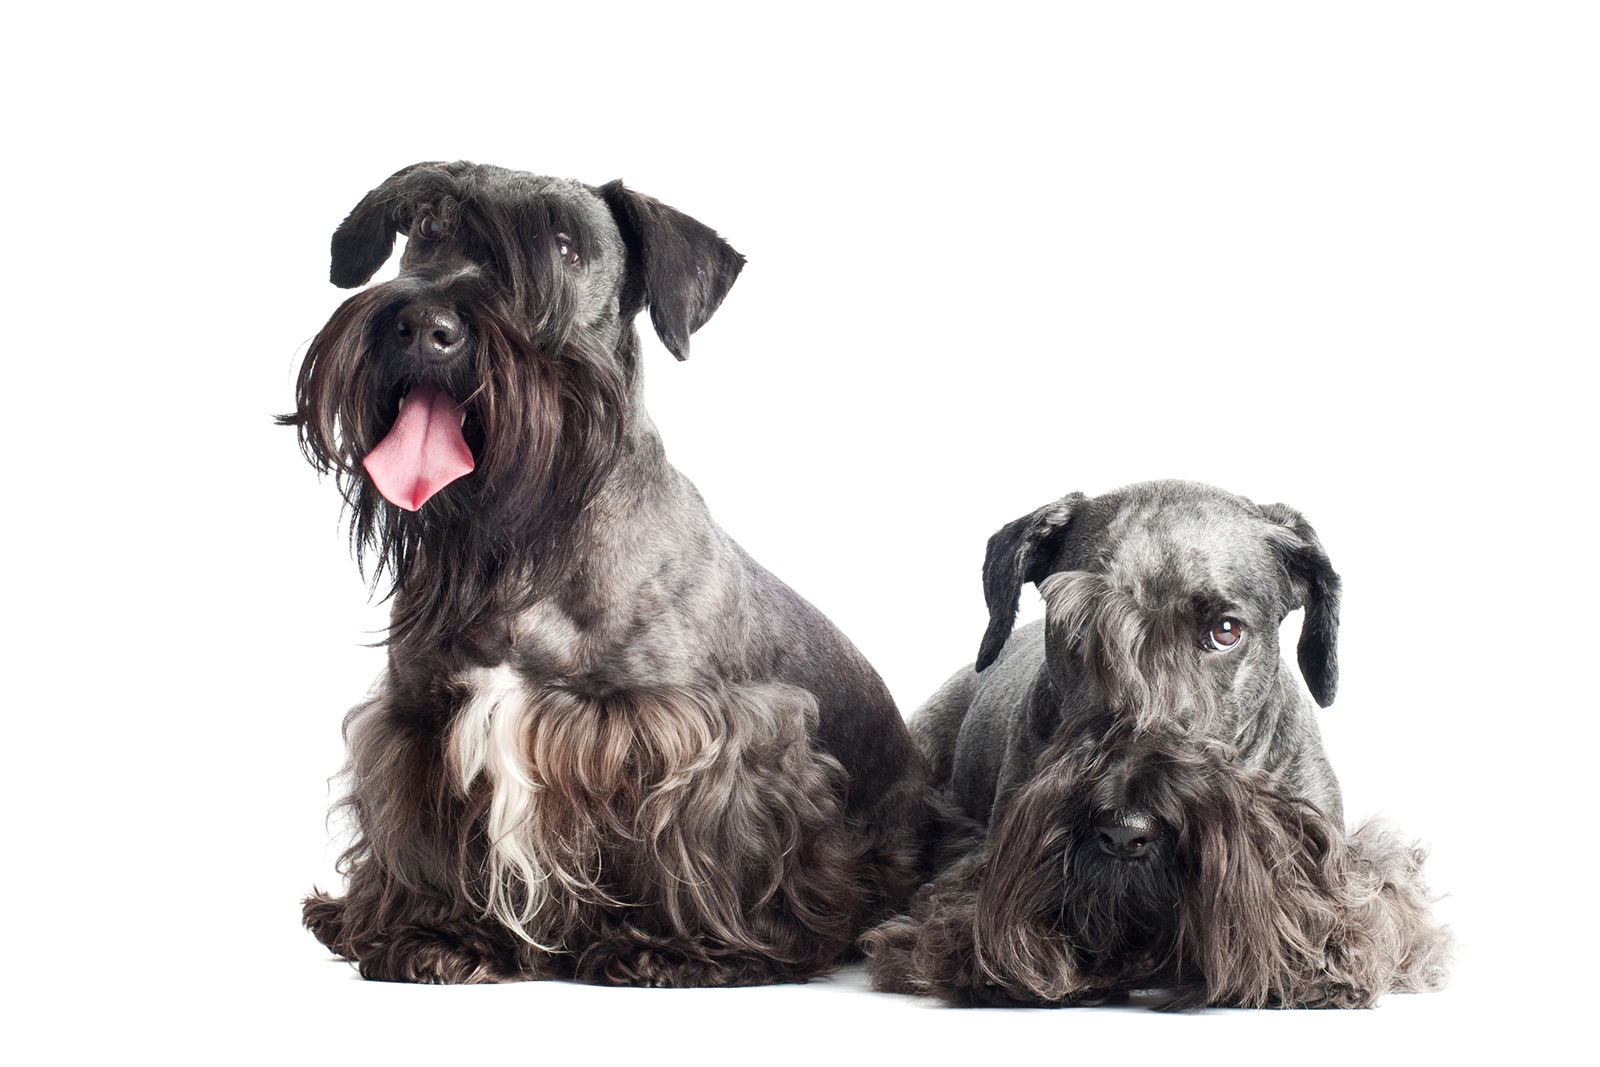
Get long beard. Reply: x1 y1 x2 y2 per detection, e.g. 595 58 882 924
282 285 627 648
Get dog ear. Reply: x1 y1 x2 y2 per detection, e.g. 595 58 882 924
977 494 1084 672
1260 503 1342 707
597 181 745 361
329 163 436 289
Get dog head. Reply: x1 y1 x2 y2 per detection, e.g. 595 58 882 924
280 162 744 643
977 479 1341 727
968 481 1348 1004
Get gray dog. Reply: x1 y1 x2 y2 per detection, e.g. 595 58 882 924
864 480 1451 1008
285 162 925 985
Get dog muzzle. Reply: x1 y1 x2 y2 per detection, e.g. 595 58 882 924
361 383 475 511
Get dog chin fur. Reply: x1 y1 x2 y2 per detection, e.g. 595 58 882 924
865 763 1452 1009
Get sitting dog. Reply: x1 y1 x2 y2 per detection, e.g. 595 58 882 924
285 162 925 985
864 480 1451 1008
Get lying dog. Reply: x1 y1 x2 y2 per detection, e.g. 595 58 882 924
865 480 1451 1008
285 162 925 985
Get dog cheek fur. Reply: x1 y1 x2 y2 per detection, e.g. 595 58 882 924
866 759 1104 1008
1178 802 1453 1009
865 744 1455 1009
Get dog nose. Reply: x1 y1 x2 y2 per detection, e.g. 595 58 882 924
1095 809 1160 859
396 304 467 364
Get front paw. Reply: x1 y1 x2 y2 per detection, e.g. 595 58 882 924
357 927 522 985
302 889 348 954
302 889 520 984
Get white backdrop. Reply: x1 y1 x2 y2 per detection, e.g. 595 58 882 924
6 3 1594 1062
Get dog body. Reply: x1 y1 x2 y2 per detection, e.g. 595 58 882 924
866 480 1450 1008
288 163 924 985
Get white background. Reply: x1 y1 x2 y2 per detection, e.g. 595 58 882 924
6 2 1594 1063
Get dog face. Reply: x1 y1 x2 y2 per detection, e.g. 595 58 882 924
1045 483 1337 735
280 162 745 643
981 480 1340 728
976 479 1344 876
385 173 630 339
958 481 1355 1005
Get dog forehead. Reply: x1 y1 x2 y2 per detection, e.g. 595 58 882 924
398 163 628 292
423 163 585 204
412 164 622 239
1075 482 1284 608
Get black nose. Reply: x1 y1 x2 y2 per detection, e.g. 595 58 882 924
1095 809 1160 859
396 304 466 364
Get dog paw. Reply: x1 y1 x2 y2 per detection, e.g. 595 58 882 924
599 947 713 987
302 889 347 954
303 891 520 984
585 946 789 988
358 928 522 985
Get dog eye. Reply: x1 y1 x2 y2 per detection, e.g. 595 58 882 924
1205 618 1245 652
418 215 446 240
555 233 580 266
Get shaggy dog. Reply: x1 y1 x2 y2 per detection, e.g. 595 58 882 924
864 480 1450 1008
284 162 925 985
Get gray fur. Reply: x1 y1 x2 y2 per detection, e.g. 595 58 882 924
940 480 1342 828
866 479 1451 1008
295 163 926 985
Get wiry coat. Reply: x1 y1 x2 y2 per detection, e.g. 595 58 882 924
287 162 926 985
864 481 1451 1008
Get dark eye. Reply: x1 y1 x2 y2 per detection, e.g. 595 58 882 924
418 214 446 240
555 233 580 266
1205 617 1245 652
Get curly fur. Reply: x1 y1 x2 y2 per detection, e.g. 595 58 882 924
307 674 866 985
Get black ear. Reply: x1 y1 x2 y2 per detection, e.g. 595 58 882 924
597 180 745 360
329 162 436 288
1260 503 1342 708
977 494 1084 672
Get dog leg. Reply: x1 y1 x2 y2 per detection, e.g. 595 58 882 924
303 883 533 984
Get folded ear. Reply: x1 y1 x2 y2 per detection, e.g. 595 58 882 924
329 162 437 288
597 180 745 360
1259 502 1342 707
977 494 1084 671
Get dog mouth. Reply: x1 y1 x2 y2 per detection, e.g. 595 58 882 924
361 383 476 511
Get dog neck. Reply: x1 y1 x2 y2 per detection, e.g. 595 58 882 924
1227 664 1344 823
387 378 746 688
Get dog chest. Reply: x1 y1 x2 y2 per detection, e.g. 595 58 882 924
443 662 841 941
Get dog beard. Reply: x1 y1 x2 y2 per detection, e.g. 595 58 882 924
878 730 1445 1009
281 279 627 647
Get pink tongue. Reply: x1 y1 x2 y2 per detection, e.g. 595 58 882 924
362 384 475 511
